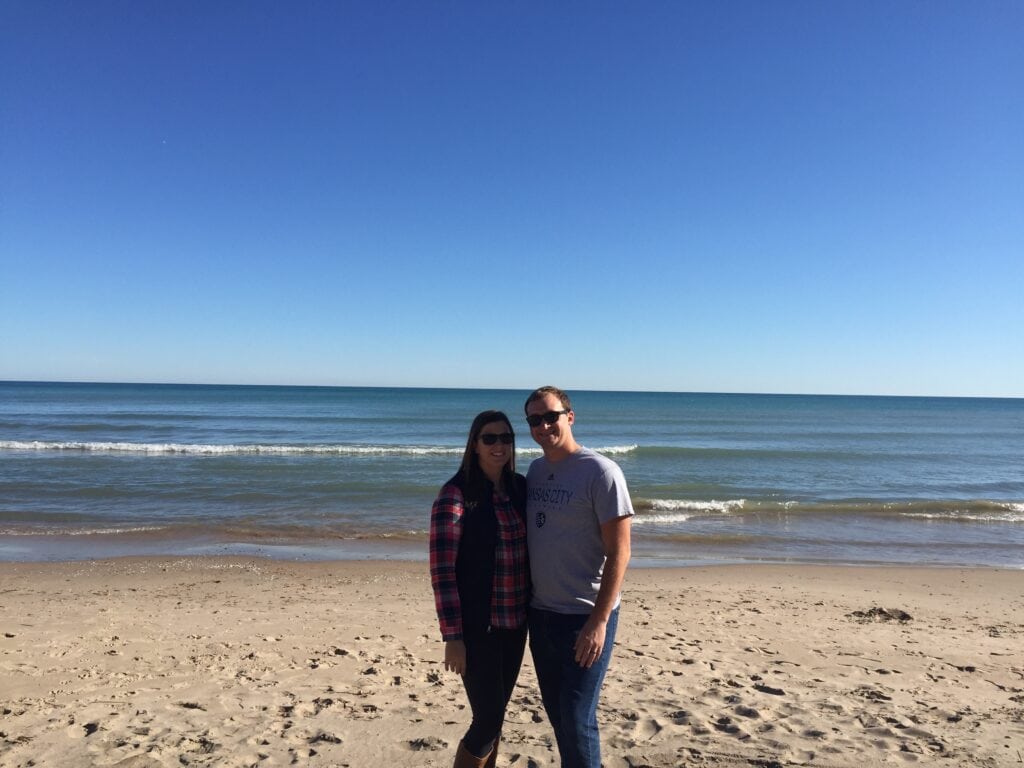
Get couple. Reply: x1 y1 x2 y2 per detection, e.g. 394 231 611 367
429 386 634 768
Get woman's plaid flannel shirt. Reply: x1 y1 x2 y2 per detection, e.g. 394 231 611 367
429 481 529 641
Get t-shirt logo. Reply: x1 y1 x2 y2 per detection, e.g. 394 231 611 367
535 511 546 528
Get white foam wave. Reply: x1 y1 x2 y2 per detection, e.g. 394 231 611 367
1 440 640 458
904 511 1024 523
595 444 639 456
632 512 693 525
899 501 1024 523
647 498 746 514
0 440 464 456
0 526 166 536
632 498 745 525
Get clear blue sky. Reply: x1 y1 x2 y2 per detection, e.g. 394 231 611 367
2 2 1021 397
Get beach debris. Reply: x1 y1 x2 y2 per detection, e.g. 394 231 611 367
848 607 913 623
753 683 785 696
177 701 206 711
308 730 342 744
409 735 446 751
311 697 335 714
83 722 99 737
185 735 217 754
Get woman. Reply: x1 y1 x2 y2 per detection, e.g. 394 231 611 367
430 410 529 768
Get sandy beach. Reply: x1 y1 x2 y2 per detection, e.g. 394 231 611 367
1 559 1021 767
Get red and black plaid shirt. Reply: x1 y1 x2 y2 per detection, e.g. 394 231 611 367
429 480 529 641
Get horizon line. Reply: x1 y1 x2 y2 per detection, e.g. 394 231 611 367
1 379 1020 401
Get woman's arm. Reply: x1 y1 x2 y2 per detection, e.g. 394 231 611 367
428 483 464 642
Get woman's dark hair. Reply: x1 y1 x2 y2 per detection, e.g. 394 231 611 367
460 410 516 490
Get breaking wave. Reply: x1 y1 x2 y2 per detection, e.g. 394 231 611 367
0 440 640 458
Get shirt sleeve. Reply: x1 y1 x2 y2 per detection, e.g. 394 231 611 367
592 463 635 525
429 483 464 641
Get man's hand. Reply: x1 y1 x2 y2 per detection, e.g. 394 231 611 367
573 615 608 668
444 639 467 675
572 514 631 668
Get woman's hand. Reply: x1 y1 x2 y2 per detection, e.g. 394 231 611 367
444 639 467 675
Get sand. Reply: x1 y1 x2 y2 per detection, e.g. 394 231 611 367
1 558 1022 767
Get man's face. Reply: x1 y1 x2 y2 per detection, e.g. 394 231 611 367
526 393 574 454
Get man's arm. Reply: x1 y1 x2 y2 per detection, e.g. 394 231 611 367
574 514 632 668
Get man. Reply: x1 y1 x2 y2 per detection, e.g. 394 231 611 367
523 386 634 768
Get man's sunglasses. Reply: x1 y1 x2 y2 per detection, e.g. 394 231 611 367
526 410 569 428
479 433 514 445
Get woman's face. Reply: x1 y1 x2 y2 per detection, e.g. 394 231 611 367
474 420 514 478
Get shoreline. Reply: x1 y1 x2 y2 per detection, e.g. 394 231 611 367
2 534 1021 570
2 557 1022 767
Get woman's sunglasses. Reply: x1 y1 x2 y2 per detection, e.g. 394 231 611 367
526 410 569 428
479 433 514 445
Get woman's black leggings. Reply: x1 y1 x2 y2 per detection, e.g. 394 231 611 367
460 625 528 756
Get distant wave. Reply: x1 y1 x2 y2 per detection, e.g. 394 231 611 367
630 445 873 460
633 498 1024 524
0 440 465 456
595 444 640 456
0 440 639 458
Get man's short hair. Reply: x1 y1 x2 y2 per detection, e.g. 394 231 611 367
524 386 572 414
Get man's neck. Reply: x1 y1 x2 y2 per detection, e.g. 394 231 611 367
543 440 581 463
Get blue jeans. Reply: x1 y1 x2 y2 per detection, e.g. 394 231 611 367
528 607 619 768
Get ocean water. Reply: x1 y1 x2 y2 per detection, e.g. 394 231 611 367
1 381 1022 568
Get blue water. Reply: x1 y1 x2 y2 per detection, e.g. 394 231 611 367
1 382 1022 567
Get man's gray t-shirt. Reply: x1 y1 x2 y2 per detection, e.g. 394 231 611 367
526 447 634 614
